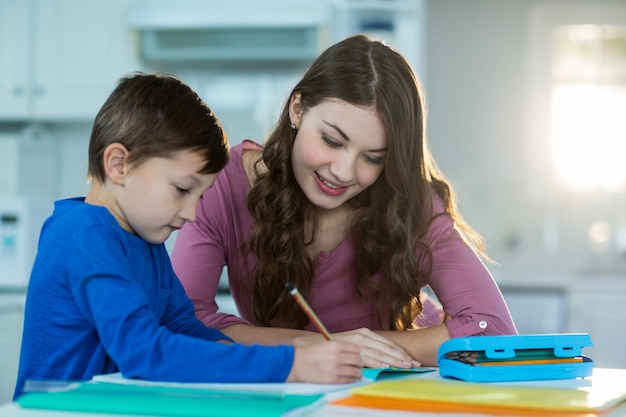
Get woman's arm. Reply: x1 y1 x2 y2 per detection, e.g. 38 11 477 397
376 324 450 366
171 216 251 329
385 199 518 366
425 217 517 340
221 323 421 368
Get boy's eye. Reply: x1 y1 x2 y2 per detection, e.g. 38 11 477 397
175 186 190 195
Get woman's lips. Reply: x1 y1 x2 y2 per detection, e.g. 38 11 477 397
314 172 349 196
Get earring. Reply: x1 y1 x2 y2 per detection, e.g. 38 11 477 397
289 123 297 130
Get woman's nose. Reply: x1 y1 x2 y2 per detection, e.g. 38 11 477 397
330 153 356 184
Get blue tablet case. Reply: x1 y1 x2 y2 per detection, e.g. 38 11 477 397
438 333 594 382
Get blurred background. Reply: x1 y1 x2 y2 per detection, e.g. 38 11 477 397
1 0 625 402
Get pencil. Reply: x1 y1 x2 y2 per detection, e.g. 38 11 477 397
479 357 584 366
285 281 333 341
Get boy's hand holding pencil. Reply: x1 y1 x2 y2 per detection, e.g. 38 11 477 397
285 281 362 383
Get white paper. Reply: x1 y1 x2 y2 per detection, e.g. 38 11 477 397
91 372 374 396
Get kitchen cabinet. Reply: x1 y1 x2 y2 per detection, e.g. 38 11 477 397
499 285 568 334
0 0 29 118
568 280 626 369
496 272 626 369
0 0 140 122
0 293 25 404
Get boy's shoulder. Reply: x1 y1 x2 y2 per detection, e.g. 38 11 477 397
47 197 118 234
53 197 108 218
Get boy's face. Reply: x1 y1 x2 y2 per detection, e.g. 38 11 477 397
115 150 217 244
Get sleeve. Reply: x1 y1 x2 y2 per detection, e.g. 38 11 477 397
422 203 518 338
171 195 252 329
160 258 234 343
71 226 292 383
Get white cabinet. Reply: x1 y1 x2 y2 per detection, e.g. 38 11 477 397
498 273 626 369
0 0 140 122
568 281 626 369
0 0 29 118
0 294 25 404
499 285 568 334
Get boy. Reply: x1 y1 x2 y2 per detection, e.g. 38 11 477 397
14 73 361 399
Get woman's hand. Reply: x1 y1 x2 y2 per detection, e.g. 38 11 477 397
295 327 420 369
334 328 421 368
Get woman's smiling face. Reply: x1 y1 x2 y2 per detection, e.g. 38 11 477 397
290 96 387 211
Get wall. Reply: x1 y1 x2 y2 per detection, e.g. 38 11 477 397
425 0 626 279
13 0 626 292
5 0 624 280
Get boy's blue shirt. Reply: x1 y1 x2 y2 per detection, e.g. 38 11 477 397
14 198 293 399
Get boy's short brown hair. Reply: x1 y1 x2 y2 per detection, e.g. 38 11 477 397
88 72 229 183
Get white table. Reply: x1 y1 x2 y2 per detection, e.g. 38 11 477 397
3 369 626 417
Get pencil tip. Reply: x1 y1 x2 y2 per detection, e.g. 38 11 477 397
285 281 294 291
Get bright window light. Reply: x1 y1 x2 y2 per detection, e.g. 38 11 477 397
550 25 626 191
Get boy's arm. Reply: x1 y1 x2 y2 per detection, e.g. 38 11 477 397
80 271 291 382
72 229 290 382
161 265 233 343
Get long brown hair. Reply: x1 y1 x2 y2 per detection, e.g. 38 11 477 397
247 35 485 330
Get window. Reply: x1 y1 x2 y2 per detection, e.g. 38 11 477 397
551 25 626 191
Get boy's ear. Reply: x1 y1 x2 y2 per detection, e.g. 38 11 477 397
103 143 130 185
288 93 303 128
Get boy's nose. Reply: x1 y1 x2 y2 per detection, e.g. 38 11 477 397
180 201 197 223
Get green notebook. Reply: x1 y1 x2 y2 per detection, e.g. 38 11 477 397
17 382 324 417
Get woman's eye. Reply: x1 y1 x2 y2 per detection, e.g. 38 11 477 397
322 134 341 148
364 155 384 165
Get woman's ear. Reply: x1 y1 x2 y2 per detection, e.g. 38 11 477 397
102 143 130 185
288 93 303 128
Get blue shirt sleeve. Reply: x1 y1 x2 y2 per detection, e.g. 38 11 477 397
70 224 291 383
159 257 234 343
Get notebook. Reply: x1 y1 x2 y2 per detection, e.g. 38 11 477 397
330 368 626 416
17 381 324 417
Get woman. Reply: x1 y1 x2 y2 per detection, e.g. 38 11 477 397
171 35 517 367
